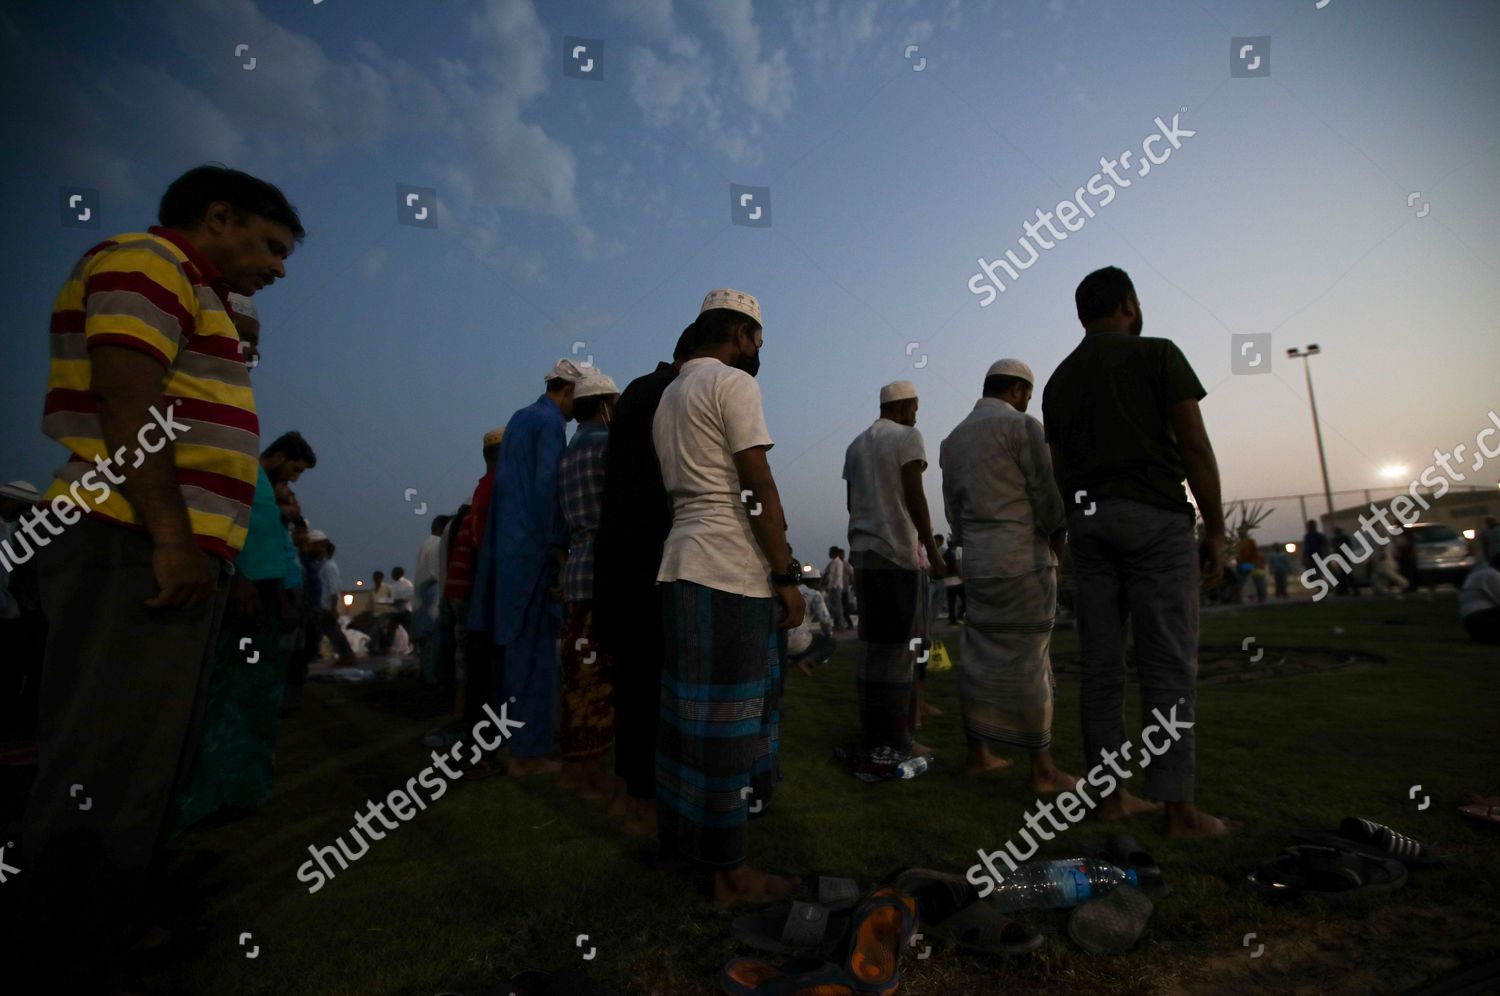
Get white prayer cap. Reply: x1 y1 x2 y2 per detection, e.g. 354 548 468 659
306 529 329 542
880 380 918 405
0 480 40 502
986 358 1035 385
573 371 619 399
482 427 505 447
699 288 762 326
544 358 588 384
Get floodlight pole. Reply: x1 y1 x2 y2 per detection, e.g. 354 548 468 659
1288 345 1335 524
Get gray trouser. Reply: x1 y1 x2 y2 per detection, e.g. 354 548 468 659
1069 498 1198 802
826 586 849 629
24 516 230 878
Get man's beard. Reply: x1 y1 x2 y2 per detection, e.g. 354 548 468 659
732 352 761 377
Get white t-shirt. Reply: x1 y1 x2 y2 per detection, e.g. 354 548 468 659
843 418 926 571
654 357 776 598
824 557 849 589
389 577 414 607
1459 564 1500 619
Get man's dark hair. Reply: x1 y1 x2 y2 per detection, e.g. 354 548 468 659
983 374 1028 398
934 534 944 544
292 516 308 530
673 324 698 361
546 377 569 392
692 308 760 346
263 430 317 466
573 395 611 422
159 165 305 241
391 566 405 579
828 546 838 557
879 398 916 417
373 570 384 581
432 514 451 536
1075 266 1136 324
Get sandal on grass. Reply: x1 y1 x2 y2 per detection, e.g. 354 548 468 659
731 900 853 958
924 899 1043 957
1459 802 1500 826
720 957 857 996
1291 816 1440 866
843 885 919 994
1248 845 1407 904
883 867 976 926
1067 884 1153 954
1092 834 1170 900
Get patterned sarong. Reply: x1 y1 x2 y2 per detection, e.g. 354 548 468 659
853 563 921 751
560 601 614 761
959 569 1057 752
656 580 779 869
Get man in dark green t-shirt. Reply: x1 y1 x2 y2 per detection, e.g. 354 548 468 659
1042 266 1235 838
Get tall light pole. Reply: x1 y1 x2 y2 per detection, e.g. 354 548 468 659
1287 344 1335 524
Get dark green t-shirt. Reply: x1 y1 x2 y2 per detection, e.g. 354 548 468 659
1041 331 1205 515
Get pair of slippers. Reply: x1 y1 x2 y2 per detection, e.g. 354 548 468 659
1250 817 1436 903
722 881 919 995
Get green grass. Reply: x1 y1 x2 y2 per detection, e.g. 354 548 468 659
142 593 1500 995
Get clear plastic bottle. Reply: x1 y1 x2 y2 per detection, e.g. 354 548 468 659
987 858 1138 912
894 755 929 779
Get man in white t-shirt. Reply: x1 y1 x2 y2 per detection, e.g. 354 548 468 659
653 288 804 907
843 380 945 760
823 546 851 630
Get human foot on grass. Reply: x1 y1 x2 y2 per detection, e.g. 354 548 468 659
965 744 1014 776
920 701 944 717
713 865 801 908
507 756 562 777
1096 789 1164 821
1165 803 1241 838
1027 766 1079 795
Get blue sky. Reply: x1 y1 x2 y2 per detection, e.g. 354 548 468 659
2 0 1497 577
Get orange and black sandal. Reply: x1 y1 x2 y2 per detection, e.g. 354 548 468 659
842 885 919 994
720 956 858 995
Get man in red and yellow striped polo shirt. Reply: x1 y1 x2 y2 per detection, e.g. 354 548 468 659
19 165 303 989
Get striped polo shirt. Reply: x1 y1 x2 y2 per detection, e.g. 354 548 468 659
41 226 260 561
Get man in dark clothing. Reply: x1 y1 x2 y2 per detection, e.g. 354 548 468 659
1042 265 1235 839
592 326 697 837
1301 520 1327 571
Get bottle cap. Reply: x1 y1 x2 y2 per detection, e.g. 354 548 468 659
1125 868 1139 885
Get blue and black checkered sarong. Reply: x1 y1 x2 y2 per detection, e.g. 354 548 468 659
655 579 780 869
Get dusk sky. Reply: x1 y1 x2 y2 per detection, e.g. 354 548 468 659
3 0 1497 579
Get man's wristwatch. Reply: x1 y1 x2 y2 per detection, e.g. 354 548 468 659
770 558 803 588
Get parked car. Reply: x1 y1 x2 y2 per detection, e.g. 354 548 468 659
1401 523 1478 588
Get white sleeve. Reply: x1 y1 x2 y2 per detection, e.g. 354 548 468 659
900 427 927 469
721 372 774 454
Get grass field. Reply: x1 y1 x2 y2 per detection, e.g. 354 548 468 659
130 592 1499 995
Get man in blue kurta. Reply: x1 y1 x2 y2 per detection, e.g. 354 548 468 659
469 358 582 775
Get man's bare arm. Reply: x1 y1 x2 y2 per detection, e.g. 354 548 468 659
733 446 805 627
1169 397 1225 587
91 345 215 606
901 461 945 577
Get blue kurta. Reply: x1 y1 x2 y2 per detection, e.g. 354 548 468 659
469 394 569 756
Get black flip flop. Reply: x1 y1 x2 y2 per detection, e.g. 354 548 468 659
925 899 1043 956
730 900 854 958
883 867 976 925
1067 884 1154 954
1290 816 1441 866
1248 844 1408 904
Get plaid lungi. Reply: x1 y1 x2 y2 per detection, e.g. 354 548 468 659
853 562 921 752
656 580 779 869
560 600 614 761
959 569 1057 752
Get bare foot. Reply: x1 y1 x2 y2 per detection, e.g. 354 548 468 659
1166 803 1242 838
1027 767 1080 795
920 702 943 717
965 745 1013 776
909 741 934 758
507 756 562 777
713 866 801 908
1096 789 1165 821
624 803 659 838
795 659 814 677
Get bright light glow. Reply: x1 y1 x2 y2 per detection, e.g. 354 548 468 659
1284 542 1297 553
342 593 354 606
1464 528 1477 540
1380 464 1409 480
355 579 364 587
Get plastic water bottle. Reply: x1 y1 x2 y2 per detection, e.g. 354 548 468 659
895 755 929 779
988 858 1138 912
